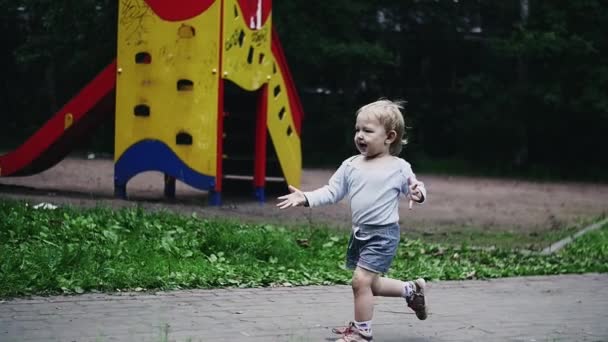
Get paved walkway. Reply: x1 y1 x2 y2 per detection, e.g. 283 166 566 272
1 274 607 342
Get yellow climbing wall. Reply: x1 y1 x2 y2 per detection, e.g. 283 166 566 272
115 0 221 177
221 0 301 187
266 58 302 187
221 0 273 91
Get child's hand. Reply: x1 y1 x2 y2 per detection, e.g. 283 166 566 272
277 185 308 209
407 177 425 209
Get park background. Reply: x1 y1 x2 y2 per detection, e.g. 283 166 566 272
1 0 607 181
0 5 607 341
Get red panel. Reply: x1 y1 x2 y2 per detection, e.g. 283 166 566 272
144 0 216 21
253 84 268 187
0 61 116 176
216 78 224 192
215 0 225 192
236 0 272 27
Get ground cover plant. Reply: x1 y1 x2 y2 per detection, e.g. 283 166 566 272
0 199 606 298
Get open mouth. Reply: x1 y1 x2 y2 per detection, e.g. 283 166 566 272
357 142 367 150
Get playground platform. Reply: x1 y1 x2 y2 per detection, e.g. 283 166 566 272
1 273 606 341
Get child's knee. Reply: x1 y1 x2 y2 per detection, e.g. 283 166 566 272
351 268 376 292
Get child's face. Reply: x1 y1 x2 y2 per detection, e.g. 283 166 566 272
354 113 393 158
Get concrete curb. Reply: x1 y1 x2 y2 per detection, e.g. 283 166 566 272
540 217 608 255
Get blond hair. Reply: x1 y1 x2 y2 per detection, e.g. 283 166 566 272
356 99 407 156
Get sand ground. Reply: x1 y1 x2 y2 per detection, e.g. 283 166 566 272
1 157 607 237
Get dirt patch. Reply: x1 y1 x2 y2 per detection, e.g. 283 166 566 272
1 157 607 234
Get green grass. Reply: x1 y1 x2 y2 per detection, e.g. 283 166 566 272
1 198 606 298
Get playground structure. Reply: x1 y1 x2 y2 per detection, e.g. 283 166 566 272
0 0 304 205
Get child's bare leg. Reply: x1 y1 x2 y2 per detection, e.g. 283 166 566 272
372 275 429 320
352 267 378 321
371 276 406 297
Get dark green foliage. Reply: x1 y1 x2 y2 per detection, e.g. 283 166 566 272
1 0 116 151
275 1 608 178
1 1 607 178
1 199 606 298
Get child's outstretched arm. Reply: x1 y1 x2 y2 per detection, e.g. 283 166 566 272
277 185 309 209
278 161 349 209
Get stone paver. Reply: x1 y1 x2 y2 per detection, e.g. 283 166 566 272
1 274 607 342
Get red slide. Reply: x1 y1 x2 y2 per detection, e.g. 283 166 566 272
0 61 116 177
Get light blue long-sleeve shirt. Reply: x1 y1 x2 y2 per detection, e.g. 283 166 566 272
304 155 426 226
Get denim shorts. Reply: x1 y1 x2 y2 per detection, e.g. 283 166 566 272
345 223 400 274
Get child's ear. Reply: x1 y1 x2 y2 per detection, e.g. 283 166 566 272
386 130 397 144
